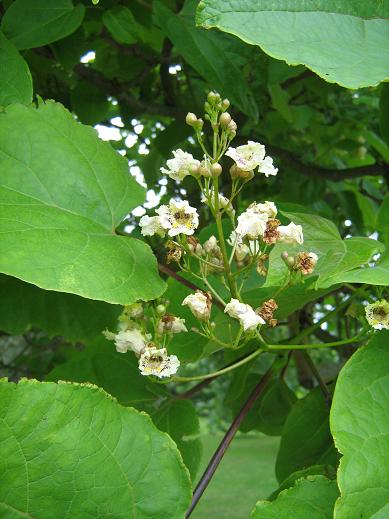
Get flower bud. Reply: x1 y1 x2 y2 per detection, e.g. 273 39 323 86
156 304 166 316
211 163 222 177
230 164 253 181
219 112 232 128
198 165 212 178
222 98 230 110
195 118 204 130
227 120 237 133
207 91 220 104
185 112 198 126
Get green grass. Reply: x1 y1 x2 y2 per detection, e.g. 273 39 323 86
192 434 280 518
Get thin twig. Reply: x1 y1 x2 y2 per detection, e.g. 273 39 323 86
185 367 273 518
158 263 225 310
300 351 332 405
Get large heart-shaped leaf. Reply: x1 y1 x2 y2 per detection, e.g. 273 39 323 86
1 0 85 50
0 379 191 518
331 331 389 518
47 341 202 479
0 101 165 304
251 476 339 519
0 31 32 106
197 1 389 88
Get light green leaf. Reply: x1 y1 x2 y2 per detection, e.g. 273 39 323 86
251 476 339 519
0 31 32 106
0 102 165 304
0 379 191 518
47 341 202 479
276 388 337 483
264 212 384 289
316 237 385 288
103 6 139 45
269 464 337 501
331 331 389 519
0 274 121 343
324 251 389 286
196 0 389 88
154 1 258 118
1 0 85 50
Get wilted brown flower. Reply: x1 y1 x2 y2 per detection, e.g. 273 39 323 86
295 252 318 275
256 253 269 276
256 299 278 324
263 219 281 245
166 241 183 264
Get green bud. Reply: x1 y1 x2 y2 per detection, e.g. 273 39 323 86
199 165 212 178
230 165 253 181
211 163 222 177
194 118 204 130
219 112 232 128
156 304 166 316
207 91 217 103
222 98 230 110
185 112 198 126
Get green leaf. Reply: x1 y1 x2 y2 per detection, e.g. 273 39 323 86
196 0 389 88
251 476 339 519
276 388 337 483
0 379 191 518
152 400 202 480
1 0 85 50
70 80 109 125
154 1 258 118
324 251 389 286
269 464 337 501
0 31 32 106
227 376 296 435
380 83 389 147
47 341 202 479
316 237 385 288
102 6 139 45
264 212 384 289
0 102 165 304
0 274 121 342
331 331 389 518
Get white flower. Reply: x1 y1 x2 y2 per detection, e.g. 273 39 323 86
226 141 266 171
139 347 180 378
103 328 148 355
156 199 199 237
161 149 200 181
236 209 267 240
139 215 166 237
365 300 389 330
182 290 211 320
278 222 304 245
249 201 277 219
224 298 265 331
226 141 278 177
258 155 278 177
158 315 188 334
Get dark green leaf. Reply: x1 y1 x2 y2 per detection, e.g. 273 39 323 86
102 6 139 45
0 31 32 106
1 0 85 50
70 80 109 125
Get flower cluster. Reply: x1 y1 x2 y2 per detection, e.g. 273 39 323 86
103 302 184 378
104 92 321 377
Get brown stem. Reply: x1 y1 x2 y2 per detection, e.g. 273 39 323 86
185 367 273 518
158 263 225 310
300 351 332 405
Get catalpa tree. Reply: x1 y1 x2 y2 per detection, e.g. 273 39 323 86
0 1 388 518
